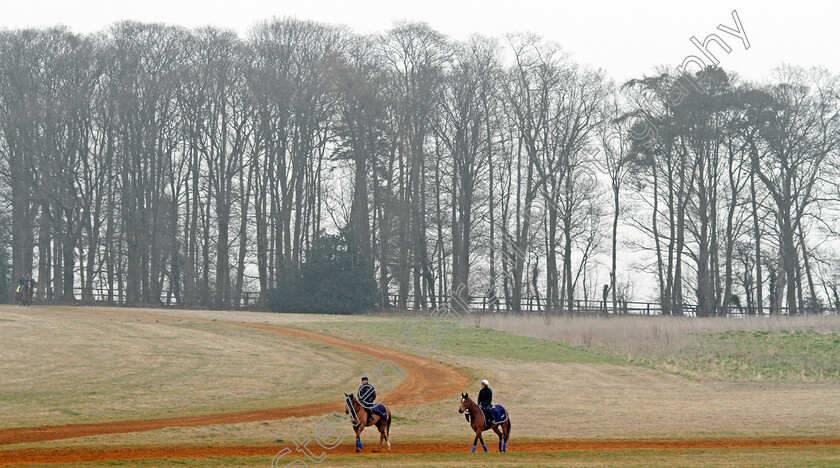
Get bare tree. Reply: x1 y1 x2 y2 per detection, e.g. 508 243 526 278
748 66 840 314
434 36 499 311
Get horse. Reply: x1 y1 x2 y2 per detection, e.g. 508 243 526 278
344 392 391 453
458 392 511 453
16 279 34 307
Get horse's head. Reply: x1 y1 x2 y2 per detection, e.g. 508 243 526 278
344 392 362 426
458 392 470 414
344 393 352 414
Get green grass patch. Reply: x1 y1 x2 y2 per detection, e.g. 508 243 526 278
295 317 625 366
634 330 840 381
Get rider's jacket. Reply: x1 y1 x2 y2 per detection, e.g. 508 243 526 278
478 387 493 408
359 382 376 408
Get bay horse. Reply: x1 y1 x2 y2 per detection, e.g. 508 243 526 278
344 393 391 453
458 392 510 453
16 279 34 306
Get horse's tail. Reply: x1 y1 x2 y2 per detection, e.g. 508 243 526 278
504 415 511 442
386 411 392 437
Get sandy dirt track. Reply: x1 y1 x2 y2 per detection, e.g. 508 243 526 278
0 309 470 446
3 438 840 465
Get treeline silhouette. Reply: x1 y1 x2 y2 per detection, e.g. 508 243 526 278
1 19 839 315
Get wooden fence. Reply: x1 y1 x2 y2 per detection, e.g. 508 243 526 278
16 288 838 316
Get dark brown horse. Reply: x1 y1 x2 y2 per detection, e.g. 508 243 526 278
458 392 510 452
344 393 391 453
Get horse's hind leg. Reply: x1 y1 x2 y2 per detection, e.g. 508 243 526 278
503 418 511 452
492 425 503 452
385 414 391 451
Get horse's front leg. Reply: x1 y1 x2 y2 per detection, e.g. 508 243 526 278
354 425 363 452
472 433 480 453
478 432 487 452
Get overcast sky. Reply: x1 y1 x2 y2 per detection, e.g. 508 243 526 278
3 0 839 83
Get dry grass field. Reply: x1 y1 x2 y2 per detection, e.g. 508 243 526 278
0 306 381 428
473 313 840 381
2 305 840 466
470 312 840 350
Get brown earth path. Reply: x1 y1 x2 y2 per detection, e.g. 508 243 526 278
0 308 470 446
3 438 840 465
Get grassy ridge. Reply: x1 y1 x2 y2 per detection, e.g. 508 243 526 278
297 316 840 382
471 314 840 382
646 330 840 381
295 318 625 365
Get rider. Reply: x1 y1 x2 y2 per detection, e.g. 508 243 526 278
358 376 376 423
478 379 493 426
15 273 24 301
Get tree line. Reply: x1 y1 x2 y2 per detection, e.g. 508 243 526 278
1 19 839 315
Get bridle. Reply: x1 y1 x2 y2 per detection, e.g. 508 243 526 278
460 395 473 415
460 394 481 424
346 395 361 427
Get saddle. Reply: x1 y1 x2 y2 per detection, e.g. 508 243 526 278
369 403 388 418
365 403 387 423
483 405 507 428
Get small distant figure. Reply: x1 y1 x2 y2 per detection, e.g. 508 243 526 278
15 273 26 303
15 274 37 306
730 294 743 314
602 284 611 313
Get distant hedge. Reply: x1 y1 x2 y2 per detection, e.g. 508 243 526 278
266 233 378 314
